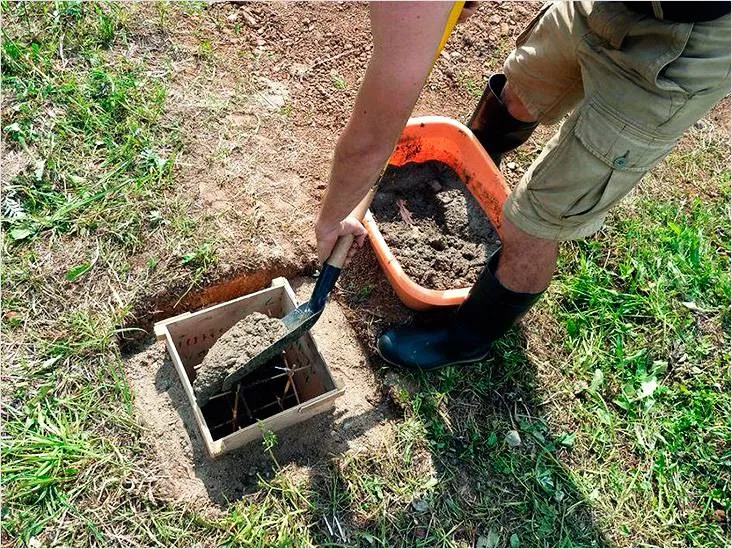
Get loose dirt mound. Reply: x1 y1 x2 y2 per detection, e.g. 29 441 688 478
371 161 501 290
193 312 287 405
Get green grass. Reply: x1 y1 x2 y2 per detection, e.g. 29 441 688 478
1 3 217 545
331 72 349 91
549 194 730 546
460 75 485 99
352 191 729 546
1 2 179 248
2 2 729 547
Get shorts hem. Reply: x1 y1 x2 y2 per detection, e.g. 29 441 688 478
503 195 605 241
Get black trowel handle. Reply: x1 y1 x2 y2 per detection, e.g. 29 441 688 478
325 186 377 269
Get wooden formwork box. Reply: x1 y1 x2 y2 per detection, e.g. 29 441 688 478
154 277 344 459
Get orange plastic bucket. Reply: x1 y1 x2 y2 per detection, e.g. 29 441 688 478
363 116 510 311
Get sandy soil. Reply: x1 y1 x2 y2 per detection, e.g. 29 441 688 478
123 277 397 507
192 312 287 406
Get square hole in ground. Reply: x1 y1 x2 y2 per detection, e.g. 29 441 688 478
155 278 342 457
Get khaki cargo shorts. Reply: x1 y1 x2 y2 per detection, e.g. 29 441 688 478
502 1 731 241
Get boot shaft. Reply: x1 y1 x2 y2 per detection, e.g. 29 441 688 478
456 250 543 340
468 74 539 166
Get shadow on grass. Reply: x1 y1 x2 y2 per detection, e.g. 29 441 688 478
310 332 609 547
317 247 611 547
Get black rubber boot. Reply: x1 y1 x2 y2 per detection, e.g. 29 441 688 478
376 250 543 371
468 73 539 167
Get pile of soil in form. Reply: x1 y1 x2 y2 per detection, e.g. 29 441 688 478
193 311 288 406
370 161 501 290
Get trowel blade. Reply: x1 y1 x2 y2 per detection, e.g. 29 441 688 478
219 300 323 392
217 263 342 398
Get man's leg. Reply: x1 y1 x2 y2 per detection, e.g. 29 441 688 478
467 2 584 166
376 3 585 371
501 83 538 124
495 84 558 294
467 74 540 167
496 218 558 294
466 1 581 293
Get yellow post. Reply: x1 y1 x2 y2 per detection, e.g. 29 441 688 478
434 1 466 64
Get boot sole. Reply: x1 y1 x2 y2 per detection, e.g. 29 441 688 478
375 344 491 372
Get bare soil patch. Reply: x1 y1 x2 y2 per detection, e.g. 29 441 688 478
124 277 393 507
371 161 500 290
115 1 544 342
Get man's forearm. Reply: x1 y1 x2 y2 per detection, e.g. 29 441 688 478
316 128 394 229
316 1 453 237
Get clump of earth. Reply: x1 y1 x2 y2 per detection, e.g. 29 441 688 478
193 312 287 406
370 161 501 290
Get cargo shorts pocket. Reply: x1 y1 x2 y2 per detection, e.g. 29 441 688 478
586 2 645 49
526 99 677 229
562 100 677 221
584 4 693 94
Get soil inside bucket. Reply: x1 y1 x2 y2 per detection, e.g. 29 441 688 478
192 311 288 406
370 160 501 291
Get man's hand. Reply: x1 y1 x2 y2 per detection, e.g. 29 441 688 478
315 215 368 265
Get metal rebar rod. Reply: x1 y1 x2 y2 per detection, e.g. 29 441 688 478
247 393 297 416
238 384 254 422
237 364 313 391
231 383 240 430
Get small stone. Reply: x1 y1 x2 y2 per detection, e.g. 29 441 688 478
289 63 309 78
227 12 238 22
506 161 517 171
411 497 430 514
450 51 461 59
505 430 522 447
477 530 501 548
500 23 510 36
489 14 501 24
